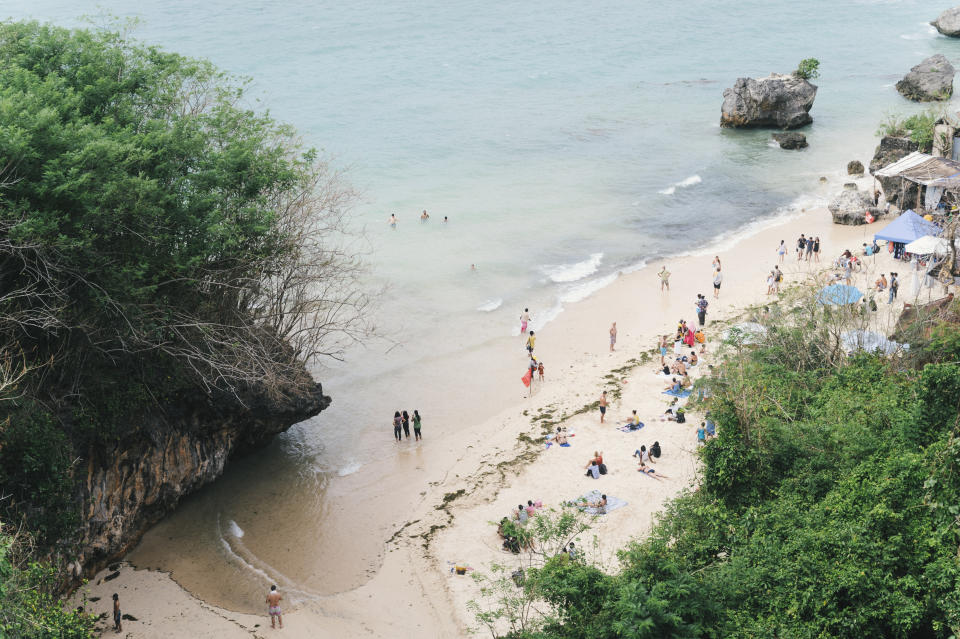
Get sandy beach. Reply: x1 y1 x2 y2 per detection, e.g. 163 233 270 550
73 187 932 637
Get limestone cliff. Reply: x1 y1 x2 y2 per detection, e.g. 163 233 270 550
73 381 329 581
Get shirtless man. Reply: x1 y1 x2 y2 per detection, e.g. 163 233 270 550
266 585 283 629
599 390 607 423
609 322 617 352
420 209 429 222
658 266 670 291
388 213 397 229
520 308 530 334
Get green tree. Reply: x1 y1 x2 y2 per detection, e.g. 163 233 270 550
794 58 820 80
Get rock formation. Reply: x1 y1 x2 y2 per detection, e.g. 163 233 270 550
829 183 882 225
896 54 955 101
848 160 865 176
772 132 808 149
932 7 960 37
75 380 330 580
721 73 817 129
870 135 920 207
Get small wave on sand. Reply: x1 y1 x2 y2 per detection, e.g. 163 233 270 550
476 298 503 312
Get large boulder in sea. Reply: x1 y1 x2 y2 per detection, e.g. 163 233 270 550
829 183 881 225
870 135 920 206
772 132 808 149
896 54 955 101
848 160 864 176
720 73 817 129
932 7 960 37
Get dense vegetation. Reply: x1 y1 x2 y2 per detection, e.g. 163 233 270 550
481 303 960 638
0 21 364 636
877 109 942 153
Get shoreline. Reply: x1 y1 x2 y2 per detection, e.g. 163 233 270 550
72 186 918 636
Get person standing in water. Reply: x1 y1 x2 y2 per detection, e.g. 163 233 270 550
413 410 422 440
658 266 670 291
599 390 607 423
393 411 402 442
420 209 430 222
112 593 122 633
609 322 617 352
402 410 410 439
388 213 397 229
520 308 530 335
266 585 283 630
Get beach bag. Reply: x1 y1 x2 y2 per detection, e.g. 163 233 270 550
775 272 782 282
598 463 608 475
676 410 686 424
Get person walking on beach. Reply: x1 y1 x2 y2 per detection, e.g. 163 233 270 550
393 411 403 442
402 410 410 439
889 272 899 304
712 256 721 272
526 330 536 354
658 266 671 291
777 240 786 263
599 390 607 423
538 360 545 381
659 335 668 365
112 593 122 633
796 234 806 261
266 585 283 630
813 237 821 263
388 213 397 229
712 269 722 299
773 266 783 293
609 322 617 352
520 308 530 334
696 294 708 326
766 271 775 295
413 410 422 440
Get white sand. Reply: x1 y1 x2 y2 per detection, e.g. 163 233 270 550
74 200 937 637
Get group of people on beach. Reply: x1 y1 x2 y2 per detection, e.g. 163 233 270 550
392 410 423 441
781 234 820 262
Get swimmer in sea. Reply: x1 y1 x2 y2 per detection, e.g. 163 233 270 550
388 213 397 229
420 209 430 222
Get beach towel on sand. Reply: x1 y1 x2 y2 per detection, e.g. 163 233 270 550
570 489 627 515
617 423 645 433
663 389 691 398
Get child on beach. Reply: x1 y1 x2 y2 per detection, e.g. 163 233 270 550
537 361 545 381
526 331 536 354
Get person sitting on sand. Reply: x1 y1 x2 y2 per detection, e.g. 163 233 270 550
554 427 569 445
680 373 692 389
585 461 600 479
632 445 651 463
584 450 603 467
591 494 608 514
689 351 699 366
516 504 529 525
625 410 641 429
875 273 887 292
651 441 662 459
526 499 543 516
670 360 687 376
497 517 510 538
664 377 681 392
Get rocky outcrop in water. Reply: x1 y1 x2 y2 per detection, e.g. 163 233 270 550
932 7 960 37
870 135 920 207
772 132 807 149
829 183 882 225
896 54 955 101
720 73 817 129
848 160 865 176
74 380 329 581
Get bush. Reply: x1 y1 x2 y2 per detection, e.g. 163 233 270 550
876 109 941 152
794 58 820 80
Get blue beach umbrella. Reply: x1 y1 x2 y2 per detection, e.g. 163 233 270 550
817 284 863 306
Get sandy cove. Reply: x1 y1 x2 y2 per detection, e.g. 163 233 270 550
73 198 927 637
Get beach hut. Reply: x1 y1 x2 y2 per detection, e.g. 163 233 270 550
873 151 960 211
873 210 940 258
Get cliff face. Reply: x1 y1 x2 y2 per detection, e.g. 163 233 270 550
74 382 330 579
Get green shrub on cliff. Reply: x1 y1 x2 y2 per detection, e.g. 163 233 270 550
794 58 820 80
0 525 95 638
877 109 941 152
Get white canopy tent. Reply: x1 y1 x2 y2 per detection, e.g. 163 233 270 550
904 235 955 256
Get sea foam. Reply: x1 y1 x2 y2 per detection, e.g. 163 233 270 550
476 298 503 312
659 174 702 195
543 253 603 283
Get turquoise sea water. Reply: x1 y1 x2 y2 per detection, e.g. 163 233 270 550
5 0 959 609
